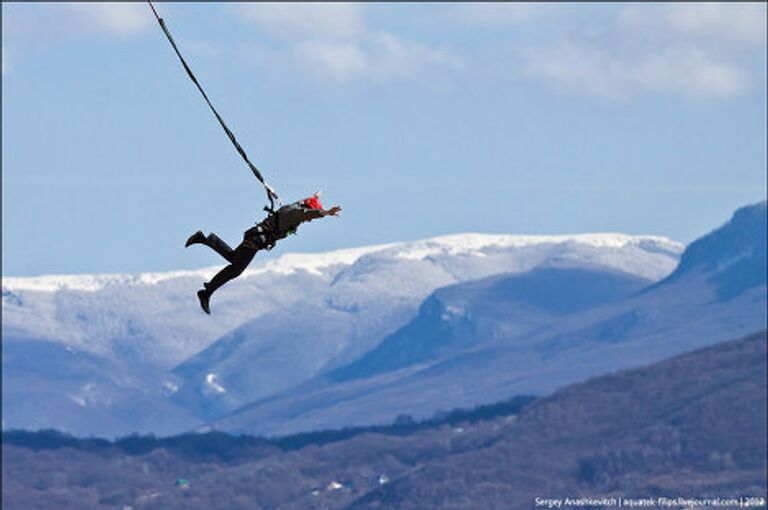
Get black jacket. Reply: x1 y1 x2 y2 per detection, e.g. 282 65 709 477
247 201 324 245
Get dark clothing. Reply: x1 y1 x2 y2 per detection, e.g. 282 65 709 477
202 232 261 294
201 201 324 296
258 201 324 243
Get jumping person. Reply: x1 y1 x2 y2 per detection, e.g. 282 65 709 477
149 3 343 315
186 192 341 314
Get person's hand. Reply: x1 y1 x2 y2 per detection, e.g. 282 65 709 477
325 205 342 217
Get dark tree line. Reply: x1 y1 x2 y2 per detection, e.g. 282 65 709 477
2 395 536 459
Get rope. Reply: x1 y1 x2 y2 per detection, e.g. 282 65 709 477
147 0 279 210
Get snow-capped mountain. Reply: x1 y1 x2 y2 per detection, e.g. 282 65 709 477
2 232 681 436
168 233 681 421
205 202 768 436
2 245 393 369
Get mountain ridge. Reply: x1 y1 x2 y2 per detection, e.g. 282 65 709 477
3 231 682 437
2 232 681 293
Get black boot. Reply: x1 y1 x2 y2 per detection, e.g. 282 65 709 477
197 289 211 314
185 230 206 248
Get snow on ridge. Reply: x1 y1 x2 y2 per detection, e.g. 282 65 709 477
392 232 683 260
242 242 399 278
1 233 682 293
2 268 220 293
0 242 398 293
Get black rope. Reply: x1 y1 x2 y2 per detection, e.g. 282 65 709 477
147 0 279 210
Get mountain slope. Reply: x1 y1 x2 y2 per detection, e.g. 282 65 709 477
169 233 680 420
348 330 767 509
2 233 681 436
662 200 767 300
208 202 767 436
1 340 197 437
329 265 652 382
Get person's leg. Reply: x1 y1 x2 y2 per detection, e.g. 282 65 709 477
186 231 238 263
197 243 258 313
203 233 236 263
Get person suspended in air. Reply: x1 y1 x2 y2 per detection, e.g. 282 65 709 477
149 3 343 313
186 192 341 314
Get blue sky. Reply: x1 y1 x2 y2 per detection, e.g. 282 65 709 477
3 2 766 276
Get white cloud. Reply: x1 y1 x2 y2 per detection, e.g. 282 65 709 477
619 3 767 48
368 32 461 79
238 4 460 82
293 41 368 81
2 3 152 74
4 3 152 40
239 3 364 40
521 3 764 100
524 43 748 100
67 3 152 36
448 3 551 27
633 46 749 98
293 32 461 82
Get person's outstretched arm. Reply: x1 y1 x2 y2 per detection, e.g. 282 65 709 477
322 206 342 217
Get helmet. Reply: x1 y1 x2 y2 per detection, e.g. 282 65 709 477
303 196 324 210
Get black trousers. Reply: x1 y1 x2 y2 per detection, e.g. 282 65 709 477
202 232 265 295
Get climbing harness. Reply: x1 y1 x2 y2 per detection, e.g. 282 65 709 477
147 1 280 211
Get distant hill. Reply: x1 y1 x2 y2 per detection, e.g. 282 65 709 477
3 331 765 510
348 329 767 509
662 200 767 301
329 265 652 382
